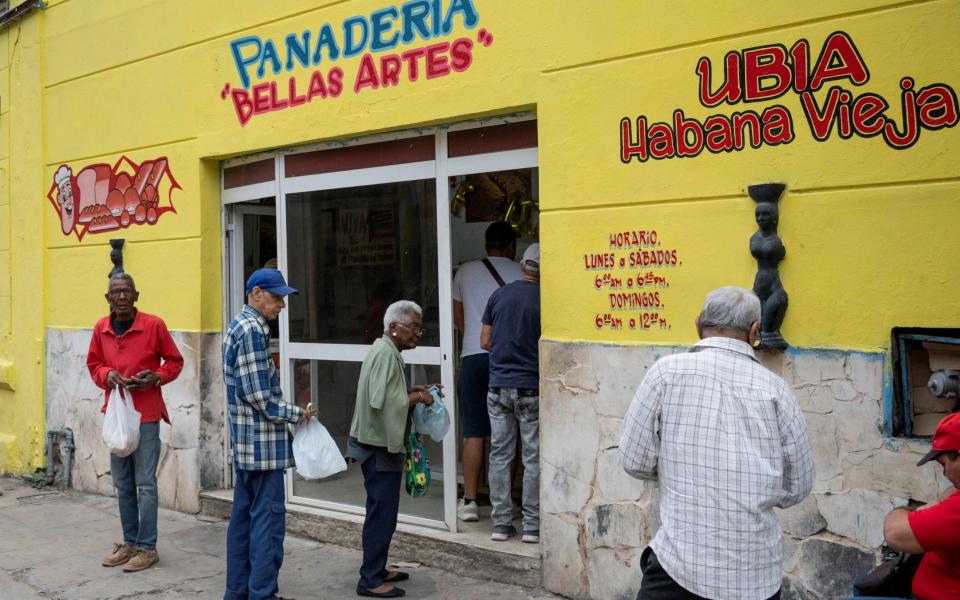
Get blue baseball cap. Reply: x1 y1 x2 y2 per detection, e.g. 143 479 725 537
245 268 299 296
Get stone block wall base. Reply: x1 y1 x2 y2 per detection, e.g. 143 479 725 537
539 339 943 600
45 328 226 513
200 491 542 589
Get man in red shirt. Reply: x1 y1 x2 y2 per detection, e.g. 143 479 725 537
883 412 960 600
87 273 184 573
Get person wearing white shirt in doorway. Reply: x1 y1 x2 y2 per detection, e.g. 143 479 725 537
620 286 815 600
452 221 523 522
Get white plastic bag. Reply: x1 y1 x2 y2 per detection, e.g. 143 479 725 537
412 387 450 442
293 417 347 480
102 386 141 457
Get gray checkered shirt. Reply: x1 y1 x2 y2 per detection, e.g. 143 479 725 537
620 337 814 600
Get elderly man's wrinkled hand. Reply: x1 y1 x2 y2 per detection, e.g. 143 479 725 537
299 404 315 424
124 370 160 391
107 370 129 389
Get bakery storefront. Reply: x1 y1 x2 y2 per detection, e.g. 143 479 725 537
8 1 955 599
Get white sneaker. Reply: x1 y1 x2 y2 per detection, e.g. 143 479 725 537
457 498 479 522
522 531 539 543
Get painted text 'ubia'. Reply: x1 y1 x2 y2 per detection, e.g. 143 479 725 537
620 31 959 163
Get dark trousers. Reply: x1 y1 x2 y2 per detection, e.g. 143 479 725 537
225 469 286 600
638 547 781 600
358 456 402 589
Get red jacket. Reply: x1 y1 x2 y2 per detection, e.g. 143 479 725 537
86 310 184 424
909 489 960 600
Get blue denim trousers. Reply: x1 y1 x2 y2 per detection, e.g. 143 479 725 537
110 421 161 551
225 469 286 600
487 387 540 532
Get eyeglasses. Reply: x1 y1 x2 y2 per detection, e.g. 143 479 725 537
395 322 427 336
108 288 135 298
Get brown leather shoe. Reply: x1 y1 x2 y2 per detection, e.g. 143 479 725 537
122 548 159 572
102 543 137 567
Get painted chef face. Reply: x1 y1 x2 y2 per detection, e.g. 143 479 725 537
58 181 74 213
57 180 77 235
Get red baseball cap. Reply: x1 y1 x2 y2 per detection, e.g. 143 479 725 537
917 412 960 466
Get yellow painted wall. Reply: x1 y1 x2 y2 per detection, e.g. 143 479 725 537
0 8 46 473
0 1 957 472
540 0 960 351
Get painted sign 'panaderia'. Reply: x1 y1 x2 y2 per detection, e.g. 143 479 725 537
620 32 959 163
221 0 487 126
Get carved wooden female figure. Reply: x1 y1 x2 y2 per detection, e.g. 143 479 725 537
748 184 788 349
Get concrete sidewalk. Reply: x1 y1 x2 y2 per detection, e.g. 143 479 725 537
0 477 560 600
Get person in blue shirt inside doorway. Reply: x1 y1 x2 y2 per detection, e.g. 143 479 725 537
480 243 541 544
452 221 523 523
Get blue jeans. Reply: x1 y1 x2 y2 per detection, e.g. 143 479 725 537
487 387 540 532
225 469 286 600
358 455 402 590
110 421 161 551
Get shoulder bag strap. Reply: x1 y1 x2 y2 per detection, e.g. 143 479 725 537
481 258 507 287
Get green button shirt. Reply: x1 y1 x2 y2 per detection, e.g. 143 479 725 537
350 335 409 454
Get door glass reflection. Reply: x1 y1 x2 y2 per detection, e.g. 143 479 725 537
285 181 439 347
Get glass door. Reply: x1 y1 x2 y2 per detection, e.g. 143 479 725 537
279 138 456 529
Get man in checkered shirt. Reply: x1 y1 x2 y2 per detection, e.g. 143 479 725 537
223 268 311 600
620 286 814 600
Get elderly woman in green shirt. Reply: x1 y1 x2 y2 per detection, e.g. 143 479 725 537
347 300 437 599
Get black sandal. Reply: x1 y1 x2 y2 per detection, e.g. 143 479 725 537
356 585 406 598
384 571 410 582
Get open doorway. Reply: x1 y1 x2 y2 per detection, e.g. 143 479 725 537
448 167 539 533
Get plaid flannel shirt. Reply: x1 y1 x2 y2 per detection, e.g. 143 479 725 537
620 337 815 600
223 305 303 471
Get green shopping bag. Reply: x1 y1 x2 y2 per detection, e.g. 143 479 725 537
404 430 431 497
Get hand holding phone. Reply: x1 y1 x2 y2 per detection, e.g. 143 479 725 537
125 370 157 390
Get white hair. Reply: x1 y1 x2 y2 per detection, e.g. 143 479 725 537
698 286 761 333
383 300 422 333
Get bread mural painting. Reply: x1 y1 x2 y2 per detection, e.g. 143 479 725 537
47 156 179 240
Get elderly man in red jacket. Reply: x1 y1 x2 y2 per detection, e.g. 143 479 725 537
87 273 184 573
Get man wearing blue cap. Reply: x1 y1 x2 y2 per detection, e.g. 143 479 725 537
223 268 312 600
